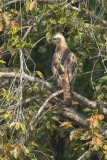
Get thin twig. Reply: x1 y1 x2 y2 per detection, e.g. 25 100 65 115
30 90 63 125
77 148 94 160
0 72 53 90
2 0 107 27
0 80 9 88
77 69 105 76
30 36 46 54
22 26 33 40
77 150 88 160
19 48 24 117
32 36 46 48
0 71 107 114
3 95 40 110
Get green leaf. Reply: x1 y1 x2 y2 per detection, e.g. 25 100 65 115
60 122 72 129
13 96 18 101
42 21 48 25
2 88 7 97
51 124 57 130
52 116 59 121
0 108 6 113
92 119 100 128
0 59 6 63
19 122 25 131
49 19 56 24
5 113 12 119
48 4 54 9
46 31 52 42
25 0 30 12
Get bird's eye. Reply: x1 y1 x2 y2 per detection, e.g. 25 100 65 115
53 38 56 40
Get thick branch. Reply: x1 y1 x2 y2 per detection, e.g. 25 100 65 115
62 107 88 128
0 71 107 120
0 72 53 90
28 90 89 128
1 72 107 115
72 92 107 116
0 80 9 88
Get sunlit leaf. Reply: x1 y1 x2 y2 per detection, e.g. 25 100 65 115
98 114 104 120
70 130 77 141
5 113 12 119
13 96 18 101
60 122 72 129
49 19 56 24
105 152 107 160
89 116 95 123
19 122 25 131
48 4 54 9
0 109 6 113
91 137 96 145
96 138 102 145
81 131 91 140
36 71 44 79
46 31 52 42
25 0 30 12
5 143 11 150
103 144 107 151
0 60 6 63
21 145 29 154
10 122 16 129
13 147 19 159
2 88 7 97
15 122 20 130
30 0 37 11
31 141 38 147
0 21 3 31
7 46 15 56
10 20 16 28
93 119 100 128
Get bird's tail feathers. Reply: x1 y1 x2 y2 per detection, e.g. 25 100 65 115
63 82 72 108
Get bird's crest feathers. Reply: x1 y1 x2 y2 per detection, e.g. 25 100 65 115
53 33 65 40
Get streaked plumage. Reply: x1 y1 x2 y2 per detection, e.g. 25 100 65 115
51 33 77 107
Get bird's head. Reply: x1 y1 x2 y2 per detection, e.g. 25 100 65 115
50 33 66 46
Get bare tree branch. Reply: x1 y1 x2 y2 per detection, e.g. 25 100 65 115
30 90 63 125
77 150 88 160
72 92 107 116
22 26 33 40
2 0 55 8
0 80 9 88
77 69 105 76
61 107 89 128
0 72 53 90
3 95 40 109
0 72 107 115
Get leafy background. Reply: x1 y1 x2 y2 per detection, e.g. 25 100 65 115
0 0 107 160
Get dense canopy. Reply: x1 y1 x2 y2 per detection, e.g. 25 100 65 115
0 0 107 160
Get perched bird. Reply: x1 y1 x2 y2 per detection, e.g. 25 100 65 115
51 33 77 107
